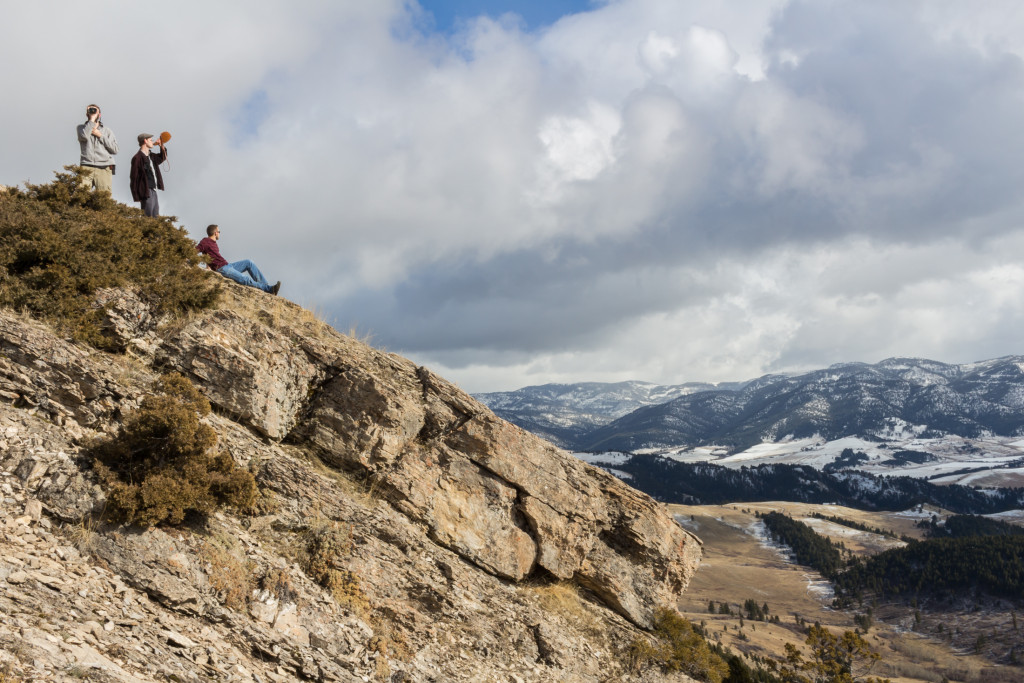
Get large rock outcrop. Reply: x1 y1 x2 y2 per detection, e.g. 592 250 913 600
156 289 701 628
0 283 702 682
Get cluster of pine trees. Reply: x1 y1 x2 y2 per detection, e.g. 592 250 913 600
706 600 779 624
755 512 1024 608
758 512 846 579
823 448 870 472
834 536 1024 606
922 513 1024 539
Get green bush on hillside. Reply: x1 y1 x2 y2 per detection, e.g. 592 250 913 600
0 167 219 348
627 607 729 682
90 373 256 526
780 625 889 683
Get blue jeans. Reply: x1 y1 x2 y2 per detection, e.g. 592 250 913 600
218 260 273 292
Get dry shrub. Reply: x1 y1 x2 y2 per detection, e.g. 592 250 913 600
972 668 1024 683
248 486 282 516
346 325 377 347
304 521 354 579
887 634 941 665
879 660 943 683
91 373 256 526
525 580 601 634
201 538 253 611
327 569 370 615
368 620 413 662
302 522 370 616
64 665 91 679
0 641 28 683
66 515 101 557
528 580 581 613
0 663 27 683
0 168 219 348
261 567 299 605
627 607 730 683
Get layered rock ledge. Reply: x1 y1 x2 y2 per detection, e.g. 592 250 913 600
155 289 701 628
0 282 702 682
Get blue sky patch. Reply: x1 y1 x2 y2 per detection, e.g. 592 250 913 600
419 0 597 33
230 89 270 147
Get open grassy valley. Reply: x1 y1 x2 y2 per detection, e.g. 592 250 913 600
669 503 1024 682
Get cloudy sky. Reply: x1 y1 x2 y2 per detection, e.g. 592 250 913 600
4 1 1024 392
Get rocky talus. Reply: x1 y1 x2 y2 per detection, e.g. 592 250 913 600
0 283 702 682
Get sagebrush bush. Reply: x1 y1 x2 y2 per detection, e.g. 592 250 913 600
0 168 219 348
304 522 353 582
201 539 254 611
302 522 370 614
91 373 256 526
261 567 299 605
627 607 729 683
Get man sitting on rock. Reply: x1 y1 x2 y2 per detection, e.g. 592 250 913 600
196 224 281 295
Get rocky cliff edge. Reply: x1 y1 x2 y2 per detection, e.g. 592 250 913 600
0 282 701 682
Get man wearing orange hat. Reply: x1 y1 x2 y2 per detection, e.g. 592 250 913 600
129 133 168 216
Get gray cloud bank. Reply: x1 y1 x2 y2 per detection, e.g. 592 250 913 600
4 1 1024 391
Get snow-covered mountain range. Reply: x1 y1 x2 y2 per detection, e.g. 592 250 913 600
474 379 747 448
474 357 1024 488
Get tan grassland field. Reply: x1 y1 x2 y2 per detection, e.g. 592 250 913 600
668 502 1024 683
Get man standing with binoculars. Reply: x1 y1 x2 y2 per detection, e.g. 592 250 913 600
76 104 119 193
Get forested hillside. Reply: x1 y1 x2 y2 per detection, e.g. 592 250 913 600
834 537 1024 605
754 513 1024 611
923 514 1024 538
604 456 1024 513
760 512 845 578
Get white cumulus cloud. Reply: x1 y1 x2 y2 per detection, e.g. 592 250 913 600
3 0 1024 392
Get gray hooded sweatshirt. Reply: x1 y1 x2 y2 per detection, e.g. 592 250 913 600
77 121 119 167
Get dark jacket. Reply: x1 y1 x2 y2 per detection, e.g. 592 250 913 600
129 148 166 202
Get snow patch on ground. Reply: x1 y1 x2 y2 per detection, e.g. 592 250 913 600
986 510 1024 524
638 434 1024 485
660 446 727 463
801 518 869 539
743 518 836 602
573 451 632 465
803 573 835 602
930 466 1024 486
891 507 935 520
717 438 823 464
674 515 699 532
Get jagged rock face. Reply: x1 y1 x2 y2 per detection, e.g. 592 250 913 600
154 289 701 628
0 285 703 682
92 287 163 355
0 311 133 436
157 309 321 440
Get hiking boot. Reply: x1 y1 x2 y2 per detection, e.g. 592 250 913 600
270 281 281 296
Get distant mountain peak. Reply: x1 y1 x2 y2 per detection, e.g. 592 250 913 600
476 356 1024 453
474 378 748 448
